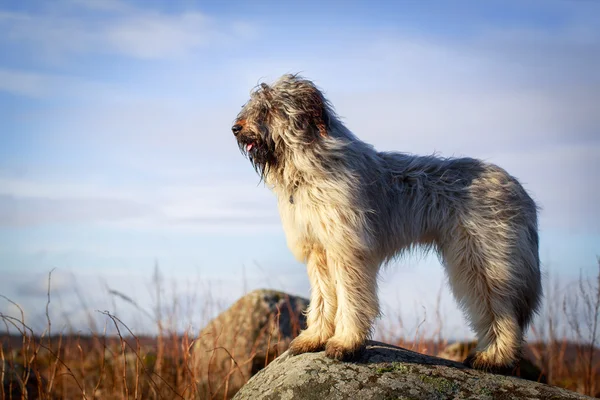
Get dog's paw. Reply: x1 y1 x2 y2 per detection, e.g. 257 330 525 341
463 352 517 376
288 333 326 356
324 337 364 361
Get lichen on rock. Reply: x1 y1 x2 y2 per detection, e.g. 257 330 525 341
233 341 593 400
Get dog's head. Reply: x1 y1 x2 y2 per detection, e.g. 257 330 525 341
231 74 333 179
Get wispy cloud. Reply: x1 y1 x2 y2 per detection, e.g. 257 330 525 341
0 176 279 232
0 68 125 99
0 69 55 98
103 11 253 59
0 1 257 62
0 194 157 227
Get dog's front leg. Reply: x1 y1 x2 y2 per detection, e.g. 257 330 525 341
325 255 379 360
288 247 336 355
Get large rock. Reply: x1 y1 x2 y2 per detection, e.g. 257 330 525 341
192 289 309 399
233 340 592 400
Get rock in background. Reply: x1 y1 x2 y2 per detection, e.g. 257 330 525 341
191 289 308 399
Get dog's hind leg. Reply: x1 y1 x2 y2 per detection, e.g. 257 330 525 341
442 222 540 373
324 254 380 360
289 247 337 355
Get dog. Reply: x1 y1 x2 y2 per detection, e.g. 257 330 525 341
231 74 542 372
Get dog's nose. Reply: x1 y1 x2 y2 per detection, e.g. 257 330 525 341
232 124 243 136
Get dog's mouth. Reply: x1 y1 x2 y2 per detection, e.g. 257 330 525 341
239 138 258 155
236 131 278 179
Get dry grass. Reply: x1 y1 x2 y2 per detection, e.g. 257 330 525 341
1 258 599 399
527 257 600 395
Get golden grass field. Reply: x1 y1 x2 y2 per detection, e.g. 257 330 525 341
2 258 598 399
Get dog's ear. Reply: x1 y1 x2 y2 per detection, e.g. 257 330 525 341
289 85 329 142
307 89 329 138
272 76 330 142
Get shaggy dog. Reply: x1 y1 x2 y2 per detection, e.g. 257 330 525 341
231 74 542 372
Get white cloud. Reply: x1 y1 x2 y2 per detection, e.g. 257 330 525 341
0 67 136 100
0 69 54 98
0 3 257 61
0 194 157 227
0 175 280 232
0 176 140 201
64 0 135 13
104 12 240 59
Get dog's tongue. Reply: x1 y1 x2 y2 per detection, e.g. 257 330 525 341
246 143 254 152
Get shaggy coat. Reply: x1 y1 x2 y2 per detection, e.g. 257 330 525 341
231 74 542 372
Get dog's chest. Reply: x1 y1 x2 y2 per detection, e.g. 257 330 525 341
277 189 318 239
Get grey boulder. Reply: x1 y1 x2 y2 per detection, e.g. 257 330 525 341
233 340 592 400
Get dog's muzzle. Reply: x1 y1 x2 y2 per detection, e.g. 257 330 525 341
232 123 257 153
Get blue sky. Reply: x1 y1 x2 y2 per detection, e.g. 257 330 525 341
1 0 599 338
